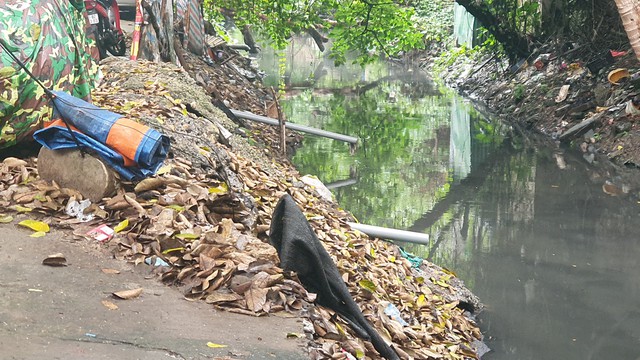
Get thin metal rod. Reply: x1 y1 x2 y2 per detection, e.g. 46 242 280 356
347 222 430 245
325 178 357 190
230 109 358 144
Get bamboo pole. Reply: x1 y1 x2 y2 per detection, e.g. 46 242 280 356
615 0 640 61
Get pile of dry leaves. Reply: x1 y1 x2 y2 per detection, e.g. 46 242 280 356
0 56 483 359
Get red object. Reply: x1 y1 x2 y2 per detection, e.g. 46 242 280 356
610 50 628 58
130 0 143 60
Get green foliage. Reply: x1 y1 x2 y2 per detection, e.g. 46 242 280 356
204 0 425 66
513 84 525 102
411 0 455 44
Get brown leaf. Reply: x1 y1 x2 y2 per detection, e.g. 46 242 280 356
113 288 143 299
42 253 67 267
102 300 119 310
204 291 243 304
101 268 121 274
3 157 27 168
134 177 165 193
245 287 268 312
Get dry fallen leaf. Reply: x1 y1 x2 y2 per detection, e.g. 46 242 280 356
18 219 50 233
113 288 143 300
3 157 27 167
102 300 119 310
101 268 121 274
42 253 67 267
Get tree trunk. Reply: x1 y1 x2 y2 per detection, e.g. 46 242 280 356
455 0 531 60
614 0 640 61
241 25 260 54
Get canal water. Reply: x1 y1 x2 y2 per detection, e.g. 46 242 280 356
255 36 640 360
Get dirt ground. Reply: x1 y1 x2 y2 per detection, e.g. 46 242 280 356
0 224 307 360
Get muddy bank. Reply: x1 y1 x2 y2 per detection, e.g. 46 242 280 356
0 49 486 359
431 48 640 200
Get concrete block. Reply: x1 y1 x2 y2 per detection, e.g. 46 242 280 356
37 147 118 202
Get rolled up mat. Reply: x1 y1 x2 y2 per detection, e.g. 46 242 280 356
33 91 170 180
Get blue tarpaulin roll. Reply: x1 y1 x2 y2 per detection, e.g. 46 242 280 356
33 91 170 181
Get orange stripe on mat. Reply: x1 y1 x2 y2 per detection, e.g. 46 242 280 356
105 118 149 166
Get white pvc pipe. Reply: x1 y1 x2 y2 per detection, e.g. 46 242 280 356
230 109 358 144
347 222 431 245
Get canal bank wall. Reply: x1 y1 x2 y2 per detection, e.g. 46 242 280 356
429 48 640 201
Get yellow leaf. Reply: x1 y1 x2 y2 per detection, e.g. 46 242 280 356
206 342 227 348
335 322 347 336
175 233 198 240
18 220 50 233
14 205 32 213
0 214 13 223
30 231 46 238
162 247 185 254
358 279 377 293
114 219 129 233
208 183 228 194
156 165 172 175
167 204 185 212
416 294 427 308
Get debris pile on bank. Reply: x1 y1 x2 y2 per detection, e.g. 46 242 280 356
434 46 640 197
0 56 483 359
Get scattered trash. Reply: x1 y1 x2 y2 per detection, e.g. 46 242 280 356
112 287 143 300
65 199 94 222
86 224 115 243
101 300 119 310
301 175 333 202
42 253 68 267
85 333 97 338
144 257 170 267
28 288 43 292
384 303 409 326
610 50 627 57
341 350 358 360
625 97 640 115
533 53 551 70
608 68 630 85
555 85 571 103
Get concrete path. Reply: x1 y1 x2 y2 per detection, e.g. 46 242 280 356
0 224 307 359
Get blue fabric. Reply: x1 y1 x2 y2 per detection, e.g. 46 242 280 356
51 91 121 143
33 91 170 181
34 125 144 180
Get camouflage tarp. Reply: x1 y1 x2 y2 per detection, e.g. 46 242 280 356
0 0 99 149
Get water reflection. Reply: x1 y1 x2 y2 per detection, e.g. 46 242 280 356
265 36 640 360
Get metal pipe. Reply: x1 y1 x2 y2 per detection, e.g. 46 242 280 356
325 178 357 190
347 222 430 245
230 109 358 144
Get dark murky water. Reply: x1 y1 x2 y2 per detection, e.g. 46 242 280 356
257 37 640 360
